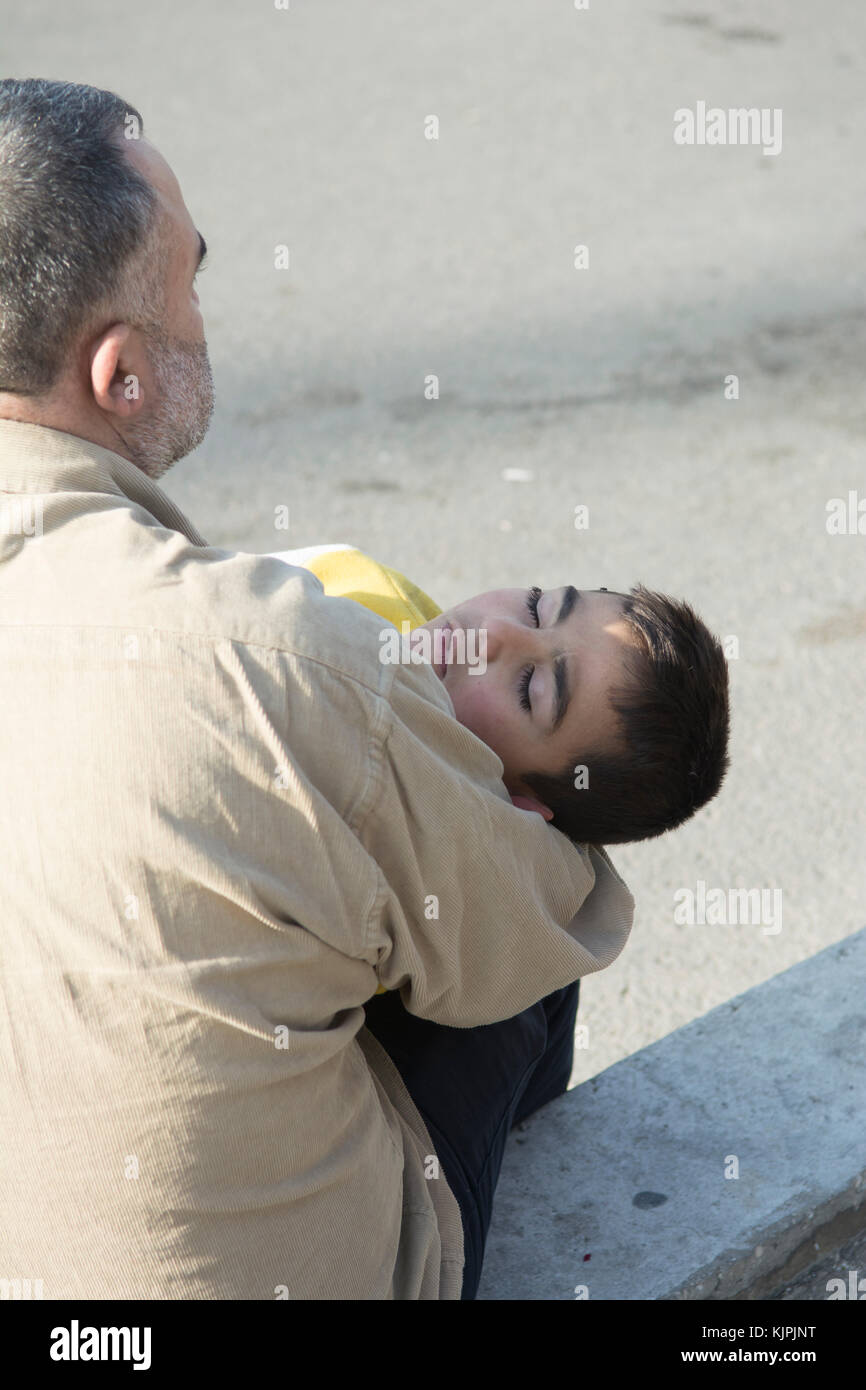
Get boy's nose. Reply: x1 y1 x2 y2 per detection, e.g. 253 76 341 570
482 616 544 664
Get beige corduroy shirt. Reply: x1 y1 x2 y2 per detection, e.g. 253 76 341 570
0 418 634 1300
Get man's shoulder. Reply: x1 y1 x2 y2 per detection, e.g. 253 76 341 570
50 497 417 698
143 540 396 688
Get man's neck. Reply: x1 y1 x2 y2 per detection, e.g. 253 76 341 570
0 396 134 465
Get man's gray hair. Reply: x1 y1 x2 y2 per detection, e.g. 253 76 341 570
0 78 162 395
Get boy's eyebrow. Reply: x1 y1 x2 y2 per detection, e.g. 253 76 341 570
550 587 579 733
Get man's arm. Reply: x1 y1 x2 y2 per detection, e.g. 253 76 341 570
359 653 634 1028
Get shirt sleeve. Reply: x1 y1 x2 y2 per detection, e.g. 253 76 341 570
360 654 635 1028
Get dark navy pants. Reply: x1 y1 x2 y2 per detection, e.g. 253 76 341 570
362 978 580 1300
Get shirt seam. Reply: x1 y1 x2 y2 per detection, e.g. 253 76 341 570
351 670 398 957
0 620 395 702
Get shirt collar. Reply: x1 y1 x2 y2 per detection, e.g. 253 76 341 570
0 417 208 546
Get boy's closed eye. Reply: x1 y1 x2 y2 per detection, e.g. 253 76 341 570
414 584 638 802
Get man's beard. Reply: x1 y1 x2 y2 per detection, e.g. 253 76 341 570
123 326 215 481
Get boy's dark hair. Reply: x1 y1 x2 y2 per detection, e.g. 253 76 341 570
520 584 730 846
0 78 157 395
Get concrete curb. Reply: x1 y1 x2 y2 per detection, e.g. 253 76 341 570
476 928 866 1300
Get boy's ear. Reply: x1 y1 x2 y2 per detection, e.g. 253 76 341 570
509 792 554 821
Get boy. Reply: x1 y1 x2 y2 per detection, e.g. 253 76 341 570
272 542 731 849
270 542 728 1297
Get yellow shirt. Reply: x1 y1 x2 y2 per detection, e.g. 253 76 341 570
301 544 442 632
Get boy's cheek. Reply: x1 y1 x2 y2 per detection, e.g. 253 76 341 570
447 678 485 728
453 688 514 763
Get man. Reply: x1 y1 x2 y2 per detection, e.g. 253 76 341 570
0 79 634 1300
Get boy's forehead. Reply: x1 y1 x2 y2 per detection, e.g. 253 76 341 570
580 592 642 690
583 588 633 634
547 589 639 729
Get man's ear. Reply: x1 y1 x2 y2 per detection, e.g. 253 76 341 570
509 792 554 821
89 323 148 420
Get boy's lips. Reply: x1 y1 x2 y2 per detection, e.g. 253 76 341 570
432 618 453 680
410 616 455 680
